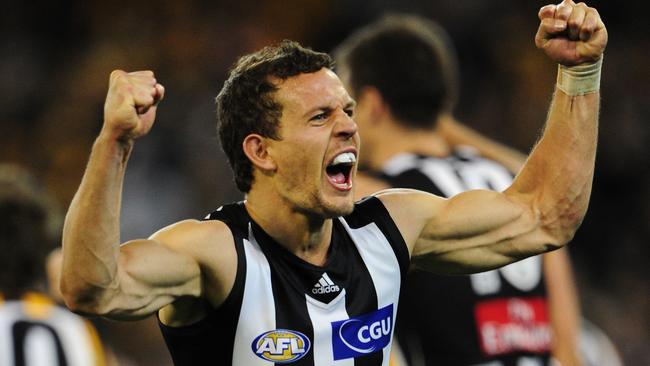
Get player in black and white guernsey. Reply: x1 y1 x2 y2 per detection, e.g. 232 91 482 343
160 198 409 364
334 13 587 366
379 150 553 365
61 4 606 365
0 165 106 366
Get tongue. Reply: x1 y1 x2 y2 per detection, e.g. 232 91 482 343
329 172 346 184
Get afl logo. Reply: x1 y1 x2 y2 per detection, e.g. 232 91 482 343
252 329 310 363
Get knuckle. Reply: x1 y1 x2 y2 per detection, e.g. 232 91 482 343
568 18 580 27
110 70 126 83
538 5 555 18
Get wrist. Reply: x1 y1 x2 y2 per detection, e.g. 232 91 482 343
94 130 134 160
556 56 603 96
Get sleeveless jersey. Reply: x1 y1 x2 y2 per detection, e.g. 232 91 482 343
380 149 552 366
158 196 410 365
0 292 105 366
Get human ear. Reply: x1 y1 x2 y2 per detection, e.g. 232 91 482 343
242 134 277 172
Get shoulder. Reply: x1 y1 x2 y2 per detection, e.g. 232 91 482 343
370 188 447 252
151 219 233 247
353 172 391 200
151 218 240 310
148 219 236 264
373 188 445 218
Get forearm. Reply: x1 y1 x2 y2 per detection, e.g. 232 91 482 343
544 248 582 366
508 84 599 245
61 134 133 309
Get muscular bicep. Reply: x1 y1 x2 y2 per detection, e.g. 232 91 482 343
85 232 203 321
97 219 236 320
103 238 202 319
378 189 557 274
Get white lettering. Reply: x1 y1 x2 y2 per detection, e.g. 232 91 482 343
482 324 500 354
290 338 305 353
480 322 551 355
500 256 542 291
276 338 291 354
358 326 371 343
381 317 391 335
471 270 501 295
312 285 340 294
256 338 277 354
370 322 382 339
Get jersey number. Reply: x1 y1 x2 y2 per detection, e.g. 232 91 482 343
12 321 68 366
418 155 543 295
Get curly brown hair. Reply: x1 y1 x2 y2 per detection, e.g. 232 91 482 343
216 40 333 192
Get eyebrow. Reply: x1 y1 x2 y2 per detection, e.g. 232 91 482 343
302 100 357 118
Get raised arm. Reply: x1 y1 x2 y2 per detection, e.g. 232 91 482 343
378 0 606 274
61 71 217 320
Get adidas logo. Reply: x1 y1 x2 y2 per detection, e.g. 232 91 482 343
312 272 340 295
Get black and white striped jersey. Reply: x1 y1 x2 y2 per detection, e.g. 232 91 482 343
159 196 409 365
0 293 105 366
379 148 552 366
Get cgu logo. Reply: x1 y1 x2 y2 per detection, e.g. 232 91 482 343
251 329 311 363
331 304 394 360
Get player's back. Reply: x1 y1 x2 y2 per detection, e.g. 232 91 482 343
0 292 104 366
379 148 552 366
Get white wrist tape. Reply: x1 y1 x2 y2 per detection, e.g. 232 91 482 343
556 57 603 96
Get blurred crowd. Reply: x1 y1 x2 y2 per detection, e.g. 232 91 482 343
0 0 647 364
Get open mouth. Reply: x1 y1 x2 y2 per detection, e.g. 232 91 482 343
326 152 356 190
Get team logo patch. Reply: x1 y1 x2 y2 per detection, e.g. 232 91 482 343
251 329 310 363
331 304 394 360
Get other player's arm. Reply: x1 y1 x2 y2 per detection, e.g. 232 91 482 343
61 71 202 320
545 247 582 365
437 116 528 174
378 0 606 274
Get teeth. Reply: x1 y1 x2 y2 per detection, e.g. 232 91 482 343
331 152 356 165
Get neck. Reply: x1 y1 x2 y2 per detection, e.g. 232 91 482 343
245 187 333 267
366 115 452 171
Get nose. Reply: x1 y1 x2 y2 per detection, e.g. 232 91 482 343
333 110 358 139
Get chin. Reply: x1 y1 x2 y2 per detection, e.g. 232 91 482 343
320 198 355 218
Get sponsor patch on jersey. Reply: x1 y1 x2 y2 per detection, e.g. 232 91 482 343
474 297 551 356
331 304 394 360
251 329 310 363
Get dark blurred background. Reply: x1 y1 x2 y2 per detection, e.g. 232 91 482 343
1 0 647 365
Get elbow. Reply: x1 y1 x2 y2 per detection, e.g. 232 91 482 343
60 279 94 314
541 207 587 249
60 275 113 315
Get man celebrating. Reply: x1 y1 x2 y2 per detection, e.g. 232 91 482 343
61 1 606 365
334 13 584 366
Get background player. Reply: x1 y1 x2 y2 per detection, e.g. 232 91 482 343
0 164 107 366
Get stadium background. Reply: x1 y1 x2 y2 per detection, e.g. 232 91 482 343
1 0 647 364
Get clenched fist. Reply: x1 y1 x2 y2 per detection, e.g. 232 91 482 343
535 0 607 66
102 70 165 142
